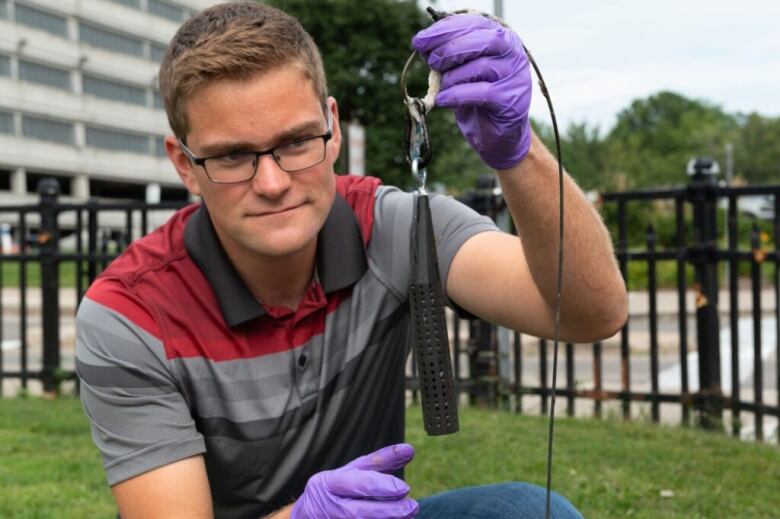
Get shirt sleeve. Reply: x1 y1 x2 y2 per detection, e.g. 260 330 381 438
75 278 206 486
368 185 499 303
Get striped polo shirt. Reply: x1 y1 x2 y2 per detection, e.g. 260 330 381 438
76 174 497 517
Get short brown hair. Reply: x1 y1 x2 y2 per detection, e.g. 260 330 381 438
159 2 327 139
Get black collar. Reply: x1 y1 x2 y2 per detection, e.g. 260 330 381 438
184 195 367 327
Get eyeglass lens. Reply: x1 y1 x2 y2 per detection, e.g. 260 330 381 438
204 136 327 183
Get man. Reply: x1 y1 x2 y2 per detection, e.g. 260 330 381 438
75 2 627 518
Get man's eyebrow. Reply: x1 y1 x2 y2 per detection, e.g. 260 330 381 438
271 120 327 146
198 120 326 157
198 140 257 157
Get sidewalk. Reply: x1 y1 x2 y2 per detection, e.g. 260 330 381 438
628 288 776 318
1 285 777 355
1 287 78 315
592 288 777 354
0 286 776 321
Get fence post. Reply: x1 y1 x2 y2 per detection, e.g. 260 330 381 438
87 197 99 284
462 175 503 406
687 159 723 430
38 178 61 395
468 320 497 406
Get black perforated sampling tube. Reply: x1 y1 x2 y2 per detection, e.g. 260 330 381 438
409 192 459 435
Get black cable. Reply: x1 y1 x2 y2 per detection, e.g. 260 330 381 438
410 9 566 517
523 44 565 519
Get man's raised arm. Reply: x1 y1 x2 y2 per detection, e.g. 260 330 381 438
448 133 627 342
411 13 627 342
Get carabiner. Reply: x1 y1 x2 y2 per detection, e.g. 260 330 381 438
404 99 432 172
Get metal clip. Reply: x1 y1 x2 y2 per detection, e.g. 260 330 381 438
401 49 433 173
404 98 432 174
411 157 427 194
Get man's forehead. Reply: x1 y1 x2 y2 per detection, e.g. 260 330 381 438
188 65 319 108
184 68 327 147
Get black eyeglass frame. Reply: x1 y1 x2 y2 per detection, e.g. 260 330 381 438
178 112 333 184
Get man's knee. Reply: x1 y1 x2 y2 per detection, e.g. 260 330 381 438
500 482 581 517
418 482 583 518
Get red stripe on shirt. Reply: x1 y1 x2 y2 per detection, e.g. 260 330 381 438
165 286 353 361
86 278 163 339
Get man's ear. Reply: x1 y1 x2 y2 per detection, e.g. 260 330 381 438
326 97 342 164
165 135 202 197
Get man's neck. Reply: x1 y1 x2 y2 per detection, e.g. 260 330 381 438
220 237 318 312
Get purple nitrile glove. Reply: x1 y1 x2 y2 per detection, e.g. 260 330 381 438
412 14 532 170
290 443 419 519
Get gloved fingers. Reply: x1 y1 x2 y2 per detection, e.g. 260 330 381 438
436 81 503 111
345 443 415 473
421 28 514 72
340 497 419 519
326 469 410 499
439 56 504 90
411 13 499 56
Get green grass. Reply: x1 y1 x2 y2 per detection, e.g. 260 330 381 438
0 261 82 288
1 398 779 518
0 397 115 518
407 407 780 518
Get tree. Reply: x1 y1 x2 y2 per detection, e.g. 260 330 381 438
604 91 738 188
561 122 606 190
532 119 606 191
267 0 485 191
733 113 780 184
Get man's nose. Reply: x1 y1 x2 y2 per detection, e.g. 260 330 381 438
251 155 291 199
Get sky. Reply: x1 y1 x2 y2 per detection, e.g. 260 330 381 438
426 0 780 133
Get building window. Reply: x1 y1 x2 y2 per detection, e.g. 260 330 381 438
0 111 14 134
83 75 146 106
90 178 145 200
148 0 184 22
107 0 141 9
0 54 10 77
86 126 149 154
150 43 167 63
79 23 144 58
161 185 188 201
22 115 74 145
0 0 8 20
19 60 71 91
0 170 11 191
154 137 167 157
14 3 68 38
152 90 164 109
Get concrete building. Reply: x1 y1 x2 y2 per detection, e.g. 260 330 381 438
0 0 215 205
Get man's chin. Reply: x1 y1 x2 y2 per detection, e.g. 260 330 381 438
241 234 315 259
232 213 323 259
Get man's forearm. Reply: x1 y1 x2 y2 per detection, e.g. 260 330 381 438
496 131 627 338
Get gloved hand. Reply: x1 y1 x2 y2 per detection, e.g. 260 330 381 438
290 443 419 519
412 14 532 170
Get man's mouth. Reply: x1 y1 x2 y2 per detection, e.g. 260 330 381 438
248 203 303 217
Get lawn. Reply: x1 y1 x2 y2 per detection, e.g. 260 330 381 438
0 261 81 288
1 397 779 518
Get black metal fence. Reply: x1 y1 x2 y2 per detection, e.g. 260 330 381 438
408 168 778 442
1 173 778 442
0 179 187 395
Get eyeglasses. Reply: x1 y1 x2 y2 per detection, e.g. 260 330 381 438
178 112 333 184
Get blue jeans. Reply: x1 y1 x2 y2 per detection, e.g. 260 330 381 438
418 482 583 518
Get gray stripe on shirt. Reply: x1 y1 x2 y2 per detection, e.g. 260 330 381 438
175 289 406 423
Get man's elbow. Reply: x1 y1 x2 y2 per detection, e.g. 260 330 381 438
564 290 628 343
598 295 629 340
